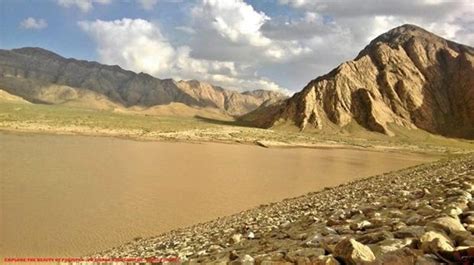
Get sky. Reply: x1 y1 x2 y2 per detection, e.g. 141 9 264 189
1 0 473 94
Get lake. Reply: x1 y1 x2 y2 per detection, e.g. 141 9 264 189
0 133 437 257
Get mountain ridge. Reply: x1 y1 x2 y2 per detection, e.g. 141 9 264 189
0 47 286 116
243 24 474 139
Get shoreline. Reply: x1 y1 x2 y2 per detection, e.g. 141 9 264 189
89 154 474 264
0 124 458 156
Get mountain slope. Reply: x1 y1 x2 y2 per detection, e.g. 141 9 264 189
175 80 286 116
0 88 30 104
244 24 474 138
0 47 285 116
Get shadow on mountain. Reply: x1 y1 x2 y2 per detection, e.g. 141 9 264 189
194 115 253 128
412 48 474 139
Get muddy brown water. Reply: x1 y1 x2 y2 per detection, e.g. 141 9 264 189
0 133 437 257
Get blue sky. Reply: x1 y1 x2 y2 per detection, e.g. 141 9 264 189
0 0 192 60
1 0 473 93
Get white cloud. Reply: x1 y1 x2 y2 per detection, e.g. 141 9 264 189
265 0 474 90
79 19 176 75
136 0 158 10
278 0 474 45
78 18 287 93
192 0 271 47
20 17 48 30
189 0 312 63
57 0 111 12
77 0 474 93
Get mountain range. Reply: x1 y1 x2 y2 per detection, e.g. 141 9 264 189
0 47 285 116
1 24 473 139
243 24 474 139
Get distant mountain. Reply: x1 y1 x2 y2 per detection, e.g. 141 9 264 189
0 47 286 116
243 24 474 138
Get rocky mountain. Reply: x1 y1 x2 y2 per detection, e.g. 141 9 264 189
0 47 285 116
244 24 474 139
175 80 285 116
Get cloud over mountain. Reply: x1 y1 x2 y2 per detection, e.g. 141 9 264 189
69 0 474 93
78 18 287 93
20 17 48 30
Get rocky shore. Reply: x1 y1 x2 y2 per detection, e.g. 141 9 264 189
91 154 474 264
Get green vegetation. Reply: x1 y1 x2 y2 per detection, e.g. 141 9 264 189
1 102 473 155
0 102 220 132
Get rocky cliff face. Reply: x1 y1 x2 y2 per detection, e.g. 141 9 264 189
0 47 285 115
245 24 474 138
175 80 285 116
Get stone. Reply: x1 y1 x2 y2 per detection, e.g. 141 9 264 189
208 245 223 252
349 220 372 231
450 230 474 245
468 201 474 210
286 248 325 262
416 254 443 265
463 215 474 224
406 214 424 225
320 235 345 254
394 225 426 239
418 205 437 216
419 231 454 253
230 234 243 244
427 216 466 234
371 248 422 265
294 257 311 265
466 224 474 233
312 255 340 265
229 254 255 265
400 190 411 196
459 238 474 247
444 206 463 217
462 182 474 192
371 238 414 257
230 250 239 261
356 230 393 244
260 261 293 265
326 218 344 226
247 232 255 239
333 238 376 264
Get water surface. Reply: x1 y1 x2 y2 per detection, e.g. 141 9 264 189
0 133 436 257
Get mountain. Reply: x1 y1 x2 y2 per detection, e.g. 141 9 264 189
0 88 30 104
175 80 286 116
243 24 474 138
0 47 285 116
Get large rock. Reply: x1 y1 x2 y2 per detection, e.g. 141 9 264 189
427 216 466 234
333 238 376 264
369 248 423 265
419 231 454 253
371 238 414 257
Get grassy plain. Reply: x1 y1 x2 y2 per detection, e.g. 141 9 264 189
0 101 473 154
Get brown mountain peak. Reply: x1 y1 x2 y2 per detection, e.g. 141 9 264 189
244 24 474 139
